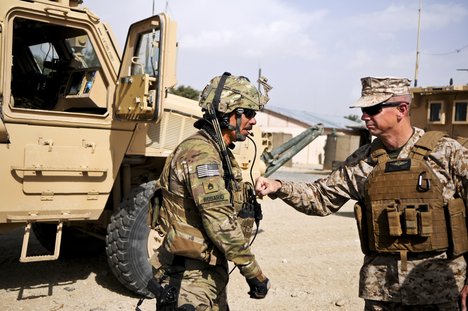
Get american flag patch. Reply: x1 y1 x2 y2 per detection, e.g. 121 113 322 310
196 164 220 178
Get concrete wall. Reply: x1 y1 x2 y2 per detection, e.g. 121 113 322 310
323 133 361 170
256 111 326 168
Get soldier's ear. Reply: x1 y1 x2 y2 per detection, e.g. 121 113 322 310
397 103 409 114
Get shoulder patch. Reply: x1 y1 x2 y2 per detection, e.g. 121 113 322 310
203 182 219 194
197 164 220 178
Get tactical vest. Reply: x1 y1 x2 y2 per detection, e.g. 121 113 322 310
154 131 257 266
355 131 468 265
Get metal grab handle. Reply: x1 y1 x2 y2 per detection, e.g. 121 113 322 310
44 6 69 16
417 171 430 192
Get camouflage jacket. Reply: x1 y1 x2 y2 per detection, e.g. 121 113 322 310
274 127 468 304
159 129 261 279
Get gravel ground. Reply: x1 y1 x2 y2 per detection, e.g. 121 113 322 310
0 170 364 311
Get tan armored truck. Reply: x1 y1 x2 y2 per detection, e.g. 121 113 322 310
0 0 281 297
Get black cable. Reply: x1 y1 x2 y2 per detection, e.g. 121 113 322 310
246 134 261 246
421 43 468 56
247 134 257 186
227 134 260 277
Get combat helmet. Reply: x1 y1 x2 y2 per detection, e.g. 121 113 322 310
198 72 272 141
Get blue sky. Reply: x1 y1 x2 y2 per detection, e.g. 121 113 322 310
84 0 468 117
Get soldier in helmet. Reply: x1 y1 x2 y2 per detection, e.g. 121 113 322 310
152 73 271 310
255 76 468 310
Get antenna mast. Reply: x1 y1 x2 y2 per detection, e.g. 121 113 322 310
258 68 262 90
413 0 422 87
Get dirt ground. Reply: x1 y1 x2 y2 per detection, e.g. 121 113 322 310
0 171 364 311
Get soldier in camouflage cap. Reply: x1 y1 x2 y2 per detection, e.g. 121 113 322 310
256 76 468 310
152 72 271 310
350 76 412 108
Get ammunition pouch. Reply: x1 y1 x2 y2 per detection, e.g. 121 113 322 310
355 196 468 259
446 198 468 257
148 183 163 230
238 202 256 241
369 201 449 253
353 202 371 255
237 182 261 241
163 220 221 266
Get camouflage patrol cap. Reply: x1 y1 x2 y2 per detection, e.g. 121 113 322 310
350 76 411 108
199 74 270 114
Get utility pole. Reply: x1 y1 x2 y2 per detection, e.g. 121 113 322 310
413 0 422 87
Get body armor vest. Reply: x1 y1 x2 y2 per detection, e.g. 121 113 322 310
155 131 257 266
356 131 468 262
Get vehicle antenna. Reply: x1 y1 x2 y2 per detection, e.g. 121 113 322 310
413 0 422 87
258 68 262 92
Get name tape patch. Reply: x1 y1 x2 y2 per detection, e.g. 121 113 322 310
203 194 225 203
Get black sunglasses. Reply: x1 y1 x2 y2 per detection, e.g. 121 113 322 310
243 109 257 119
361 102 402 116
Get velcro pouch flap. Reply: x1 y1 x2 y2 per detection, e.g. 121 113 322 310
387 206 402 237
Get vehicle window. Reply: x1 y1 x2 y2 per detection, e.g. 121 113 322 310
11 17 106 114
132 30 161 76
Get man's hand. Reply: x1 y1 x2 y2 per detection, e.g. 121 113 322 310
461 284 468 311
246 273 270 299
255 177 282 198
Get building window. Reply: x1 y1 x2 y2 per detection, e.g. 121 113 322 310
427 101 444 124
453 101 468 123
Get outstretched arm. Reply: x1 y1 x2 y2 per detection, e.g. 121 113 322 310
255 176 282 198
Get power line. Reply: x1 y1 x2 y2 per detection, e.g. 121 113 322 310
420 43 468 56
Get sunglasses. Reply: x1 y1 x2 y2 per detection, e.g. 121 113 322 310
243 109 257 119
361 102 403 116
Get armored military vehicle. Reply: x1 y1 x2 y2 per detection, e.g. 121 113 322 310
0 0 278 297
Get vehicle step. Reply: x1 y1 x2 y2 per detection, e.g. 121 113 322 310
20 222 63 263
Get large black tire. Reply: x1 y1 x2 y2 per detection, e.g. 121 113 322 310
32 223 105 256
106 181 156 297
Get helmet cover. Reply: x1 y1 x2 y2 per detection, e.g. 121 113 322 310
199 74 271 115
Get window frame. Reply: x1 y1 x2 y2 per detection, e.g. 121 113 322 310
427 101 445 124
3 9 114 124
452 100 468 124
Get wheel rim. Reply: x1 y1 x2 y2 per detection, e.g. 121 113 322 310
147 228 164 259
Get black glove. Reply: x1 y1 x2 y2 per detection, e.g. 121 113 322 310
246 274 270 299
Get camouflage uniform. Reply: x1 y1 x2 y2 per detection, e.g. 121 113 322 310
272 127 468 308
155 127 262 311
